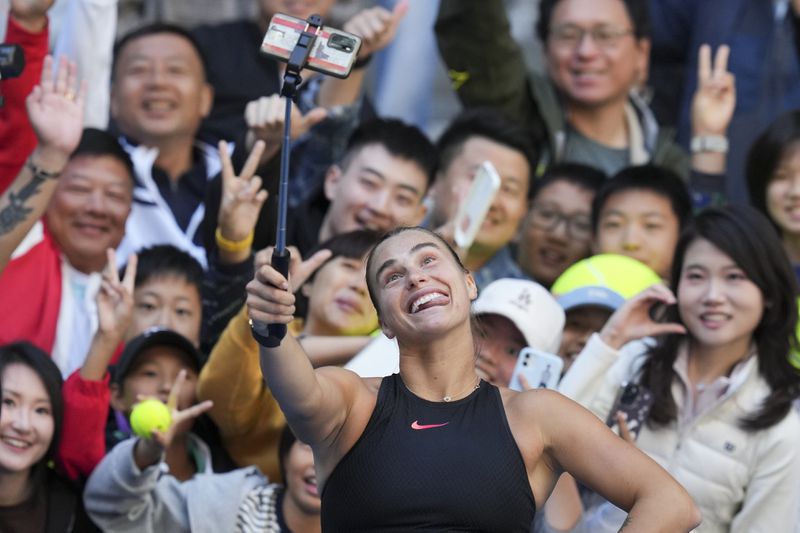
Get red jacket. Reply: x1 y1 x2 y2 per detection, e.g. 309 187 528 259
0 16 48 193
0 222 63 353
57 371 110 481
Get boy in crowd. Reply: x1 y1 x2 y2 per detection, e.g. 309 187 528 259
286 118 435 258
427 109 536 289
550 253 661 373
57 245 235 480
591 164 693 279
516 163 605 288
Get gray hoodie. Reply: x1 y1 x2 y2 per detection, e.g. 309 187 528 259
84 438 268 533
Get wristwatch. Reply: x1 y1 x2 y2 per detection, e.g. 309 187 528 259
690 135 729 154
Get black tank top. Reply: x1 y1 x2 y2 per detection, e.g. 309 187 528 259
320 374 536 532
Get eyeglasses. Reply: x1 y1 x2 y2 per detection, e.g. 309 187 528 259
528 204 592 240
549 24 634 50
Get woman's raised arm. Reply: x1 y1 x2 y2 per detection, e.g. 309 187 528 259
247 262 371 450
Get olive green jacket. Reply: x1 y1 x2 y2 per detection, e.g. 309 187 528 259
434 0 689 180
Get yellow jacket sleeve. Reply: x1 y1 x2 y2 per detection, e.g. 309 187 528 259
197 305 286 482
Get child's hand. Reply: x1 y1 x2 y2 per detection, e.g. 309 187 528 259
133 370 213 468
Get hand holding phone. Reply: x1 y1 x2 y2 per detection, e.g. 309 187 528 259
509 348 564 392
605 382 654 442
453 161 501 250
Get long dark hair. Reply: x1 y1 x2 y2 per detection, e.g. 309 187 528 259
640 206 800 431
746 110 800 224
0 343 64 472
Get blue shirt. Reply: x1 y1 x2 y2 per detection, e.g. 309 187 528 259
471 246 529 291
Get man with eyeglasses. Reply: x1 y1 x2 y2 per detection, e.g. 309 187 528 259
516 163 605 288
435 0 733 189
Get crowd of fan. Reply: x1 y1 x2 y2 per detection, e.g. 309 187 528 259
0 0 799 531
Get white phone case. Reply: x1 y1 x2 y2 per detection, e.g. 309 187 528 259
453 161 501 249
509 347 564 392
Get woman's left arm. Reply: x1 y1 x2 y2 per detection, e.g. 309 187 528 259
524 390 701 533
729 414 800 533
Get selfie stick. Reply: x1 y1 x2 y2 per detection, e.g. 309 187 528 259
255 14 323 347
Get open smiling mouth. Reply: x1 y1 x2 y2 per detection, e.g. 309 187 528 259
409 291 449 314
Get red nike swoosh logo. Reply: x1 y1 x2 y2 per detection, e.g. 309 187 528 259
411 420 449 430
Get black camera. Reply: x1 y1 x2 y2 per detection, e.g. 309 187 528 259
327 33 357 54
0 44 25 80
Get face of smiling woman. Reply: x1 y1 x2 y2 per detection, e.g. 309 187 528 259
677 238 764 356
0 364 55 479
368 229 477 341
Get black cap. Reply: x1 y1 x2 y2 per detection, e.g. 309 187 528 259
112 327 203 384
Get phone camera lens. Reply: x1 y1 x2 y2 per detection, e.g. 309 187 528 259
328 33 356 53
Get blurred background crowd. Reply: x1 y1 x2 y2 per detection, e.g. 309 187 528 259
0 0 799 531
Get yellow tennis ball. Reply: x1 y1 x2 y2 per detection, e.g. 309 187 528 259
129 399 172 439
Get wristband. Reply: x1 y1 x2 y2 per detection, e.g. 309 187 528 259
215 227 254 253
352 54 372 70
690 135 729 154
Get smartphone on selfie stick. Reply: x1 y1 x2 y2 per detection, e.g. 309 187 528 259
251 14 361 347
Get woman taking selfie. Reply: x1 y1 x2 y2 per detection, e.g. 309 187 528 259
247 226 700 532
560 205 800 532
0 343 96 532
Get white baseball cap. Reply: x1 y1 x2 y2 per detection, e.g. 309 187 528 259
472 278 565 353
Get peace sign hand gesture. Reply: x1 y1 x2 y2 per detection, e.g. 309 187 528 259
216 140 269 262
97 248 137 339
691 44 736 136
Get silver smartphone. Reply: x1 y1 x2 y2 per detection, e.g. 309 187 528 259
261 13 362 78
509 347 564 392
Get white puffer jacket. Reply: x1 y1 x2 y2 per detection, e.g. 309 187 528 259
559 334 800 533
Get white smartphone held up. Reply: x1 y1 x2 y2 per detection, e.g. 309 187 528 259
453 161 501 249
509 347 564 392
261 13 362 78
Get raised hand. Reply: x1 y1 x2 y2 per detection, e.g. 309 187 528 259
598 284 686 350
691 44 736 137
97 248 137 340
26 56 86 169
79 249 137 380
246 259 298 328
216 140 268 259
245 94 327 157
343 0 409 59
254 245 333 292
133 369 214 467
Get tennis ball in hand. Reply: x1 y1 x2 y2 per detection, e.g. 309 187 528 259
130 399 172 439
